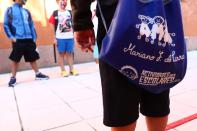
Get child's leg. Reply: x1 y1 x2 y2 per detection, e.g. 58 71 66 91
145 116 168 131
58 53 66 71
56 39 66 71
65 38 74 72
65 52 73 71
65 38 78 75
56 39 70 77
11 61 19 77
93 44 99 64
66 52 78 75
111 122 137 131
59 53 69 77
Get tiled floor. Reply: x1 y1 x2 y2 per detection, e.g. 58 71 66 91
0 51 197 131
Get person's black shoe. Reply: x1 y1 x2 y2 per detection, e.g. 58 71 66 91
35 72 49 80
8 77 16 87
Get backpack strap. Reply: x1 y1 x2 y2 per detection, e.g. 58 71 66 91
25 9 37 39
25 9 32 22
53 10 59 32
7 7 13 26
97 0 108 32
67 10 72 19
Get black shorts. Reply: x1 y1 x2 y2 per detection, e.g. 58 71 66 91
96 5 170 127
9 39 40 62
99 61 170 127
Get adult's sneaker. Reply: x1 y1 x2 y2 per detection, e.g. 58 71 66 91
35 72 49 80
8 77 16 87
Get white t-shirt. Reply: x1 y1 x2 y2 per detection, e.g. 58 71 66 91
56 10 73 39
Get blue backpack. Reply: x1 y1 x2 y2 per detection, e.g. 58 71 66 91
99 0 187 94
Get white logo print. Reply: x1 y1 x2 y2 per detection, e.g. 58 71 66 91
119 65 138 80
136 15 152 42
136 15 175 47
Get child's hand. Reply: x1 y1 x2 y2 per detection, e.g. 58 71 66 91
54 39 57 45
11 38 17 43
36 48 39 53
74 29 95 53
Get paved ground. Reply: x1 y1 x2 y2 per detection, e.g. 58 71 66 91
0 51 197 131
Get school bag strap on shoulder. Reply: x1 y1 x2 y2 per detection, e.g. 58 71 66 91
52 10 59 33
6 7 14 32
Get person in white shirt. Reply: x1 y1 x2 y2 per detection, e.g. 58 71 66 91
49 0 79 77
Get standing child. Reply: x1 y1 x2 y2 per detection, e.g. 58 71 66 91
71 0 173 131
93 44 99 64
91 3 99 64
3 0 49 87
49 0 78 77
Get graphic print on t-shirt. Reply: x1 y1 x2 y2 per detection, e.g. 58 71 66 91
56 10 73 39
58 11 72 33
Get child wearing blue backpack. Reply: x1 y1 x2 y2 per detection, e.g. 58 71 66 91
70 0 186 131
3 0 49 87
